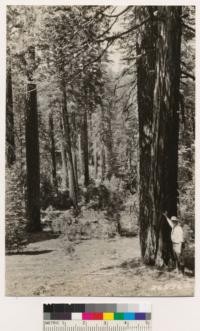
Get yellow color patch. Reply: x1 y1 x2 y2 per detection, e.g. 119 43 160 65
103 313 114 320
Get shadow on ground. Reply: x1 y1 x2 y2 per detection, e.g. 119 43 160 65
6 249 53 256
99 258 141 271
99 257 194 278
28 231 60 244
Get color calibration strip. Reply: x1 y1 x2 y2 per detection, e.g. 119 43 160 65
43 304 151 321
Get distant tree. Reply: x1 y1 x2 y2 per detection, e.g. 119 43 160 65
49 111 58 190
6 57 16 167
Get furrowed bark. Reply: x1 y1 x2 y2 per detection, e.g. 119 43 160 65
136 7 157 264
25 83 41 232
151 6 182 265
137 7 182 265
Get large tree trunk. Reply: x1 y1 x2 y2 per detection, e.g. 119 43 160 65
151 7 182 265
61 81 78 208
136 7 157 263
25 83 41 232
139 7 182 265
49 112 57 190
6 64 16 167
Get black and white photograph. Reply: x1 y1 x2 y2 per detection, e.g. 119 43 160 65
5 5 195 296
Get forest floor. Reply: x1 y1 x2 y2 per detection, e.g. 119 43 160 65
6 225 194 297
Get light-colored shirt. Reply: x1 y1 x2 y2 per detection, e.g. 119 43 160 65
171 225 184 243
166 217 184 243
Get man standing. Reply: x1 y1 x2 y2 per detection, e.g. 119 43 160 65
163 212 184 272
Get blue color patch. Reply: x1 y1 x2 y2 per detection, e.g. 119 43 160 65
123 313 135 320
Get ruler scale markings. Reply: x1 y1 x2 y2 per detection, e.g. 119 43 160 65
43 305 151 331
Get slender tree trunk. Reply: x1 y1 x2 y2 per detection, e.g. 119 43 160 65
136 7 157 263
99 107 106 181
71 111 78 189
25 83 41 232
6 64 15 167
61 81 78 208
49 112 57 190
105 106 115 179
128 150 132 172
60 131 68 190
80 105 90 186
72 149 78 189
78 133 83 179
93 139 98 179
100 145 106 180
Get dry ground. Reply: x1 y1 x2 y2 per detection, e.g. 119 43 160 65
6 234 194 296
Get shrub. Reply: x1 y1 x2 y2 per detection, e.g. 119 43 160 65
40 174 73 210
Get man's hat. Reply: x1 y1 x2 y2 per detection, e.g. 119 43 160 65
171 216 179 222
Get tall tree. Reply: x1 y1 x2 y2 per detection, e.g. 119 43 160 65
140 7 182 264
80 87 90 186
49 111 58 189
25 45 41 232
135 7 157 263
6 59 16 167
61 79 78 207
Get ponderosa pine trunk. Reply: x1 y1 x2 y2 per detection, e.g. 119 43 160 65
138 6 182 265
49 112 57 190
6 64 15 167
25 83 41 232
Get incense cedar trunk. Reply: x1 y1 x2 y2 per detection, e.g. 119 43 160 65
138 7 182 265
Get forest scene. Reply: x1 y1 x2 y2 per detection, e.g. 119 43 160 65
6 5 195 296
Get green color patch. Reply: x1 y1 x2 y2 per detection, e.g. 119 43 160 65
114 313 124 320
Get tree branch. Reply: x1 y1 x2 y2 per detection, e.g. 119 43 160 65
97 16 119 39
182 22 195 34
181 69 195 81
103 6 132 18
97 17 150 43
68 39 114 85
